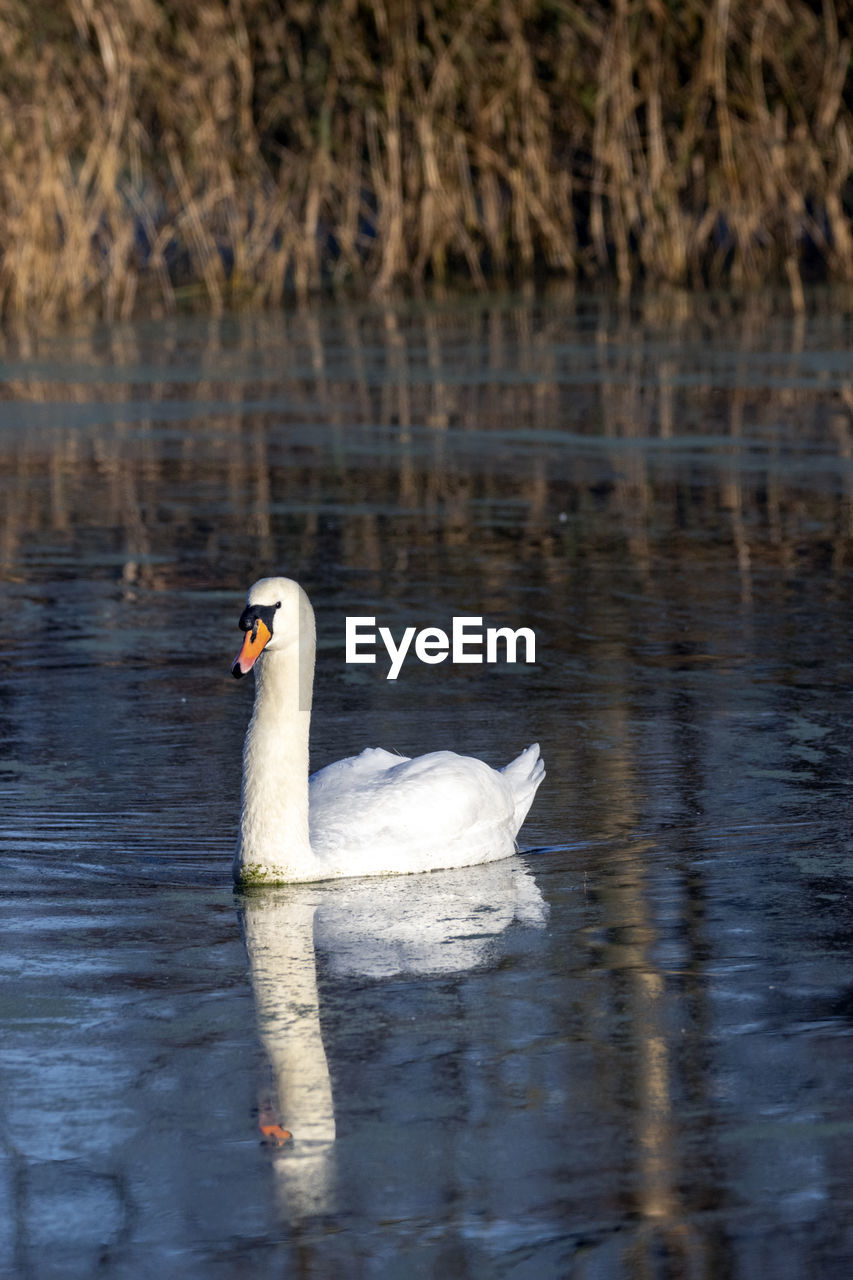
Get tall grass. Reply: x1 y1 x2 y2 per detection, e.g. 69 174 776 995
0 0 850 319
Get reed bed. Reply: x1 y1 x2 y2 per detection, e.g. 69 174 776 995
0 0 850 319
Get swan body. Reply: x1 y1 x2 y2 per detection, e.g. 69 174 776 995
231 577 544 885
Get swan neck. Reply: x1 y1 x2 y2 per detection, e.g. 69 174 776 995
234 621 317 883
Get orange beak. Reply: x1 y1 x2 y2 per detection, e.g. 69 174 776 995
232 619 272 678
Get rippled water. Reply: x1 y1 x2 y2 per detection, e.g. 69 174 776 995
2 293 853 1276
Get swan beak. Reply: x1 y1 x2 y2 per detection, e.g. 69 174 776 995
232 619 272 678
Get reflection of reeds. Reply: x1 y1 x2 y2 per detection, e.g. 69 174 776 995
1 293 853 587
0 1 851 318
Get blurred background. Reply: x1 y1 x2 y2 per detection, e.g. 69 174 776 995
2 5 853 1279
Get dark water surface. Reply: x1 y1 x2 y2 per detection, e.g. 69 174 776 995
2 293 853 1276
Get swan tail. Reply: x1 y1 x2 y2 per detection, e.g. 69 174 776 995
501 742 545 834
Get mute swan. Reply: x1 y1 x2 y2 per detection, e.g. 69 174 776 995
231 576 545 886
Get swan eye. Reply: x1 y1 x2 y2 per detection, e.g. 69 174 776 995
238 600 281 639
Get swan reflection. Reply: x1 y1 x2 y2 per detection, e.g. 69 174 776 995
238 855 547 1217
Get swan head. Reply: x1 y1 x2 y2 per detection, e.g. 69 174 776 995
231 576 314 678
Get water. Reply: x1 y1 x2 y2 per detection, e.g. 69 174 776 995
2 292 853 1276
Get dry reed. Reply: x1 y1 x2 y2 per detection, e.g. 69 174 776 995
0 0 850 320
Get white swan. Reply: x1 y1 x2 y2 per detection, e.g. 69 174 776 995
230 576 545 885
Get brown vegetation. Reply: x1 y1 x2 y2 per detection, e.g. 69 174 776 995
0 0 851 319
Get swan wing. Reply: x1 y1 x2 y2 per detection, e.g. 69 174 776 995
308 749 521 874
310 746 410 796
